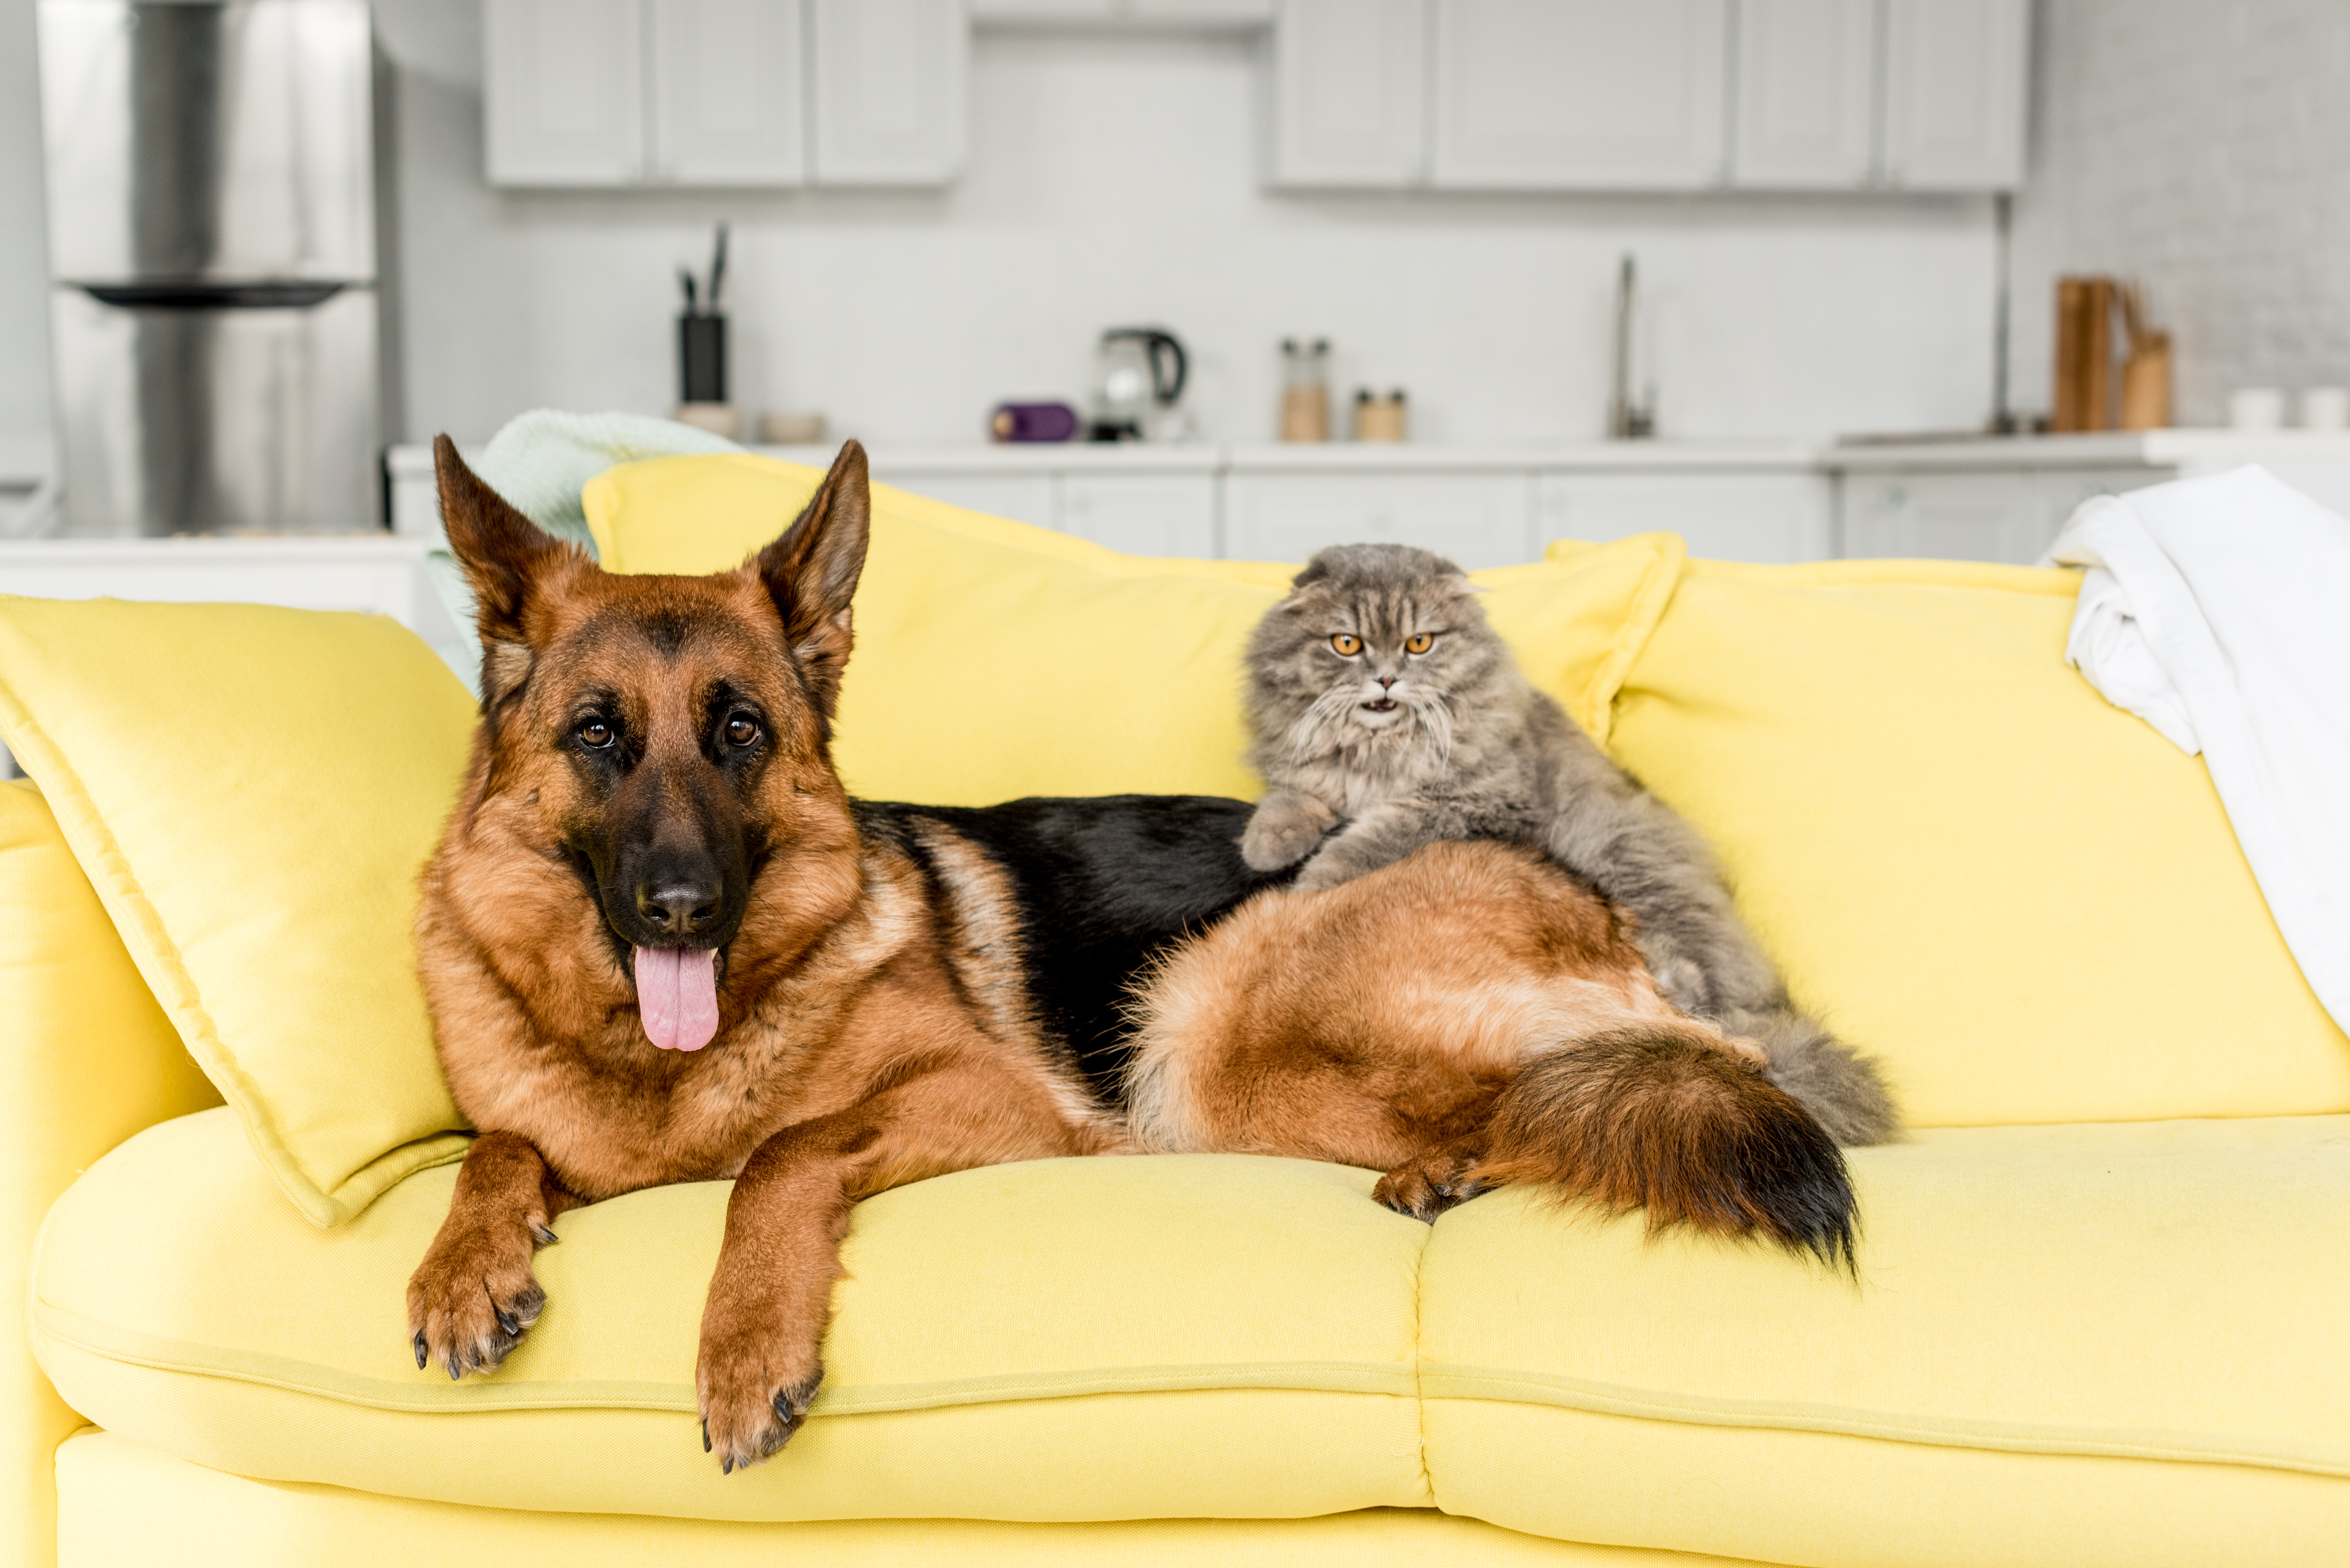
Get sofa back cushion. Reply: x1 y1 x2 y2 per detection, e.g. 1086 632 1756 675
1607 558 2350 1126
0 599 478 1226
584 453 1684 803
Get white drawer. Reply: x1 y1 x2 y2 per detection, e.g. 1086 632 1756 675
1057 473 1218 558
891 472 1057 533
1537 472 1832 563
1222 471 1535 568
1841 468 2157 564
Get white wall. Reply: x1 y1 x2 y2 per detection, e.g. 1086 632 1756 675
3 3 2010 451
2010 0 2350 426
383 12 2002 447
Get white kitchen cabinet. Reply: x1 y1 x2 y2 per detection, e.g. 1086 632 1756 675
1538 472 1830 563
1129 0 1275 19
1729 0 1875 188
901 472 1059 532
484 0 648 186
649 0 807 185
810 0 969 186
971 0 1272 20
1059 473 1219 557
1269 0 1428 188
1224 471 1532 568
1840 469 2150 565
1431 0 1728 191
1880 0 2029 190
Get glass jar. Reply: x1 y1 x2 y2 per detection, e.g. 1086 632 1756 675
1279 337 1331 443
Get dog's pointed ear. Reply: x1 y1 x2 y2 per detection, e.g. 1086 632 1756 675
435 435 569 708
752 439 872 718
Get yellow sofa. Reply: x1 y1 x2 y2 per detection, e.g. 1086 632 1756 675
5 461 2347 1568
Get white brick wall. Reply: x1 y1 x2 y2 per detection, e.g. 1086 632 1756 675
2012 0 2350 425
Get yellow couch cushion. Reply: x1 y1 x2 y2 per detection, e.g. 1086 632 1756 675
0 600 479 1226
1416 1115 2350 1567
585 453 1684 802
1606 558 2350 1127
1 781 222 1568
33 1109 1432 1523
35 1109 2350 1561
59 1431 1760 1568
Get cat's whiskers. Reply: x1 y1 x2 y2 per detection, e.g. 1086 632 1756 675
1404 687 1455 772
1285 685 1360 764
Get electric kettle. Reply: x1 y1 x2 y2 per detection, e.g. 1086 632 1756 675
1087 327 1188 441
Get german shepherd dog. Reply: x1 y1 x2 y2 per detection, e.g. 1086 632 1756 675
407 438 1856 1475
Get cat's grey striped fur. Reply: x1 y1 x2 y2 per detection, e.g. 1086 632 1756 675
1239 543 1896 1146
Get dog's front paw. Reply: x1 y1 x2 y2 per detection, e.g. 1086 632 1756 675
406 1220 551 1381
1240 795 1335 872
697 1286 825 1473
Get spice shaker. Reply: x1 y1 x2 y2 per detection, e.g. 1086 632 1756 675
1354 389 1407 443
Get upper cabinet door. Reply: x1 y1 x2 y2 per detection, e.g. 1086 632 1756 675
1730 0 1875 188
1881 0 2028 189
1431 0 1728 190
1270 0 1428 188
809 0 969 186
484 0 649 186
649 0 807 186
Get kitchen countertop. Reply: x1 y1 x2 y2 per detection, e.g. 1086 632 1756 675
1826 429 2350 470
385 430 2350 482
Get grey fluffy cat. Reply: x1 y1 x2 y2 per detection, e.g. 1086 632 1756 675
1239 543 1896 1146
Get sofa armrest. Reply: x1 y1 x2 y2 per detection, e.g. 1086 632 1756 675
2 779 221 1568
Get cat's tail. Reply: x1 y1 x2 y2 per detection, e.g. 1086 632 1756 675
1468 1026 1858 1272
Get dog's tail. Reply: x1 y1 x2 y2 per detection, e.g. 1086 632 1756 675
1469 1026 1858 1271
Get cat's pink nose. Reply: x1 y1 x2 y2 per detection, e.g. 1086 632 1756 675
1377 676 1396 689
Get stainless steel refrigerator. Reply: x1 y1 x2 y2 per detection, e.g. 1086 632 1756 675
39 0 385 536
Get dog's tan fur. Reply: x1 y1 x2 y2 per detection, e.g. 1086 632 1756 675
407 441 1123 1471
1124 839 1770 1217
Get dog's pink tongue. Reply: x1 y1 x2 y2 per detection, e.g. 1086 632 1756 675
634 947 720 1052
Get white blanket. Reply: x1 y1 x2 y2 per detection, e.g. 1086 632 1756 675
2041 465 2350 1034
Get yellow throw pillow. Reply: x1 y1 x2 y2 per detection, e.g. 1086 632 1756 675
585 453 1684 803
1607 558 2350 1127
0 599 478 1226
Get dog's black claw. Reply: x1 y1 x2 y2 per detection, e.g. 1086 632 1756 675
773 1389 796 1422
530 1222 559 1247
720 1454 734 1476
413 1333 428 1370
447 1357 463 1382
495 1307 520 1339
702 1420 712 1453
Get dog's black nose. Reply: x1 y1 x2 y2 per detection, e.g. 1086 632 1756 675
638 881 721 934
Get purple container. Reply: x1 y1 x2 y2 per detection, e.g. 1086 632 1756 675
989 401 1081 443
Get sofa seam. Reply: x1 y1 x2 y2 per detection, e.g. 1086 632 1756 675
1409 1217 1436 1509
30 1301 1419 1418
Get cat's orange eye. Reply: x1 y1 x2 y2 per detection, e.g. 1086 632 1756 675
1405 633 1434 655
1330 633 1362 656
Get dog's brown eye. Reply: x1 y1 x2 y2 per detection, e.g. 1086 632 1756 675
1405 633 1434 655
576 719 613 749
725 714 760 747
1330 634 1362 657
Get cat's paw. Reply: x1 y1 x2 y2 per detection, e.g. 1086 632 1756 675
1241 796 1335 871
